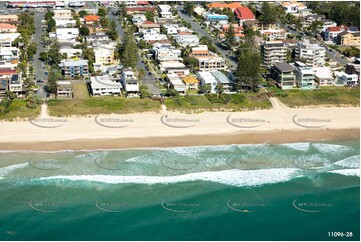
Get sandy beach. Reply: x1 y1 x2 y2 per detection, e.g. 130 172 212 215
0 106 359 151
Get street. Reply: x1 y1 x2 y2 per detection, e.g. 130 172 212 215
176 6 237 69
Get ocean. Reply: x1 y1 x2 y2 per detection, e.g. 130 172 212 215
0 140 359 241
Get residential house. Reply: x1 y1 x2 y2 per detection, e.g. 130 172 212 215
9 74 24 95
84 24 104 35
295 39 325 67
182 76 199 90
53 9 72 19
234 6 255 23
0 15 18 23
152 43 181 60
84 15 100 25
0 78 7 98
142 29 167 42
121 68 139 96
91 75 122 96
335 71 358 86
345 58 360 82
204 13 228 22
313 67 334 86
0 47 19 62
0 68 16 97
175 35 199 47
261 41 287 66
0 33 20 47
293 61 317 89
206 2 242 11
167 73 186 94
160 62 190 77
93 43 116 66
85 34 109 43
191 45 226 71
299 14 325 27
270 62 296 89
324 25 348 42
219 24 244 39
211 71 233 93
280 1 307 14
194 6 205 16
125 6 157 15
57 81 73 98
59 48 82 59
320 19 337 31
158 5 172 18
197 71 217 93
337 31 360 46
138 21 160 34
260 29 286 41
55 28 79 42
132 14 146 25
59 59 89 77
0 23 17 33
55 18 76 27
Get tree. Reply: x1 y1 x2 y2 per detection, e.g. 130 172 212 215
106 20 118 40
199 84 211 94
48 40 61 66
260 2 277 25
39 52 48 62
138 69 146 80
225 24 236 46
184 2 195 15
120 29 138 68
98 7 107 16
78 10 88 18
145 10 155 22
100 16 109 28
47 18 56 32
47 68 59 98
307 20 323 36
216 83 224 95
44 10 54 20
79 26 90 36
27 42 37 59
139 85 151 99
234 39 262 92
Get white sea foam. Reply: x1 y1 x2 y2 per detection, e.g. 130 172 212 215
279 142 311 152
0 163 28 176
38 168 300 187
312 143 352 154
329 169 360 177
334 155 360 168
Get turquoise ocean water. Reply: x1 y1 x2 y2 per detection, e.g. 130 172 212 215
0 140 359 241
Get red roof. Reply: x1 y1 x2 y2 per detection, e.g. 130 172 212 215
136 1 149 5
328 25 347 32
144 20 155 24
84 15 100 22
234 7 255 20
0 69 16 75
0 23 16 29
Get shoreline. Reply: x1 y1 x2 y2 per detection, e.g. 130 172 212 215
0 128 359 151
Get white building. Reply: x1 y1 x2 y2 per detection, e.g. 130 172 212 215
160 62 190 77
152 43 181 60
0 33 20 47
295 39 325 67
56 28 79 42
293 61 317 89
142 29 167 42
197 71 217 93
158 5 173 18
0 47 18 61
93 44 116 66
59 48 82 58
121 68 139 96
175 35 200 47
55 19 76 27
167 73 186 94
53 9 72 20
90 75 122 96
335 71 358 86
313 67 334 86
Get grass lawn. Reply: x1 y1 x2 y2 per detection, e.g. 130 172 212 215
164 93 272 112
48 96 162 116
0 99 40 120
279 87 360 107
72 83 90 99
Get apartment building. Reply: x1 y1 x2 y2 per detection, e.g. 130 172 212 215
152 43 181 60
295 40 325 67
175 35 200 47
93 44 116 66
59 59 89 77
293 61 317 89
0 33 20 47
260 29 286 41
270 62 296 89
337 31 360 46
191 45 226 71
90 75 122 96
55 28 79 42
9 74 25 95
261 41 287 66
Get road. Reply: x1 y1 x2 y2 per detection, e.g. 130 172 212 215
176 6 237 69
32 11 47 99
109 9 160 94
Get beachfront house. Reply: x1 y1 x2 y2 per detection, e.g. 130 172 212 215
90 75 122 96
293 61 317 89
57 81 73 98
167 73 186 94
270 62 296 89
121 68 139 97
334 71 358 86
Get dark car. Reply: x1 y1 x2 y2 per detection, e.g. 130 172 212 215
36 80 44 83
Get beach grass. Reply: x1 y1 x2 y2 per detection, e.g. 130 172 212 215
279 87 360 107
164 93 272 112
0 99 40 120
48 96 162 116
73 83 90 99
